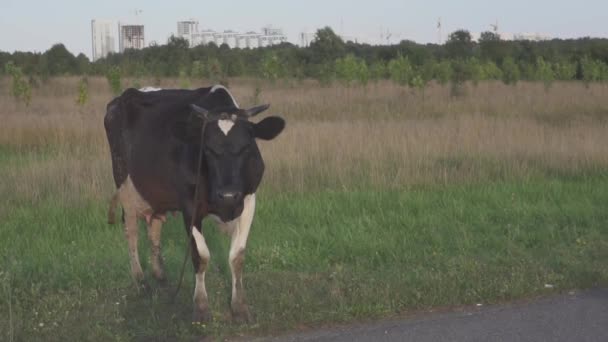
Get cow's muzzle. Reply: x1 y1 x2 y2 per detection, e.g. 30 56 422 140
212 190 244 221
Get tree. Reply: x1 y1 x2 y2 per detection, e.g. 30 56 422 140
479 31 509 63
44 43 77 75
76 53 90 74
479 31 500 42
310 27 346 64
445 30 474 59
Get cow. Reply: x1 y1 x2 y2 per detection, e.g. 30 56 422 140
104 85 285 323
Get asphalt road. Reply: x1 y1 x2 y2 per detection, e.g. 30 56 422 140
260 288 608 342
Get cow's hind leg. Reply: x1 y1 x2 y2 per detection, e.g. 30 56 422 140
124 210 144 283
191 225 212 322
147 218 166 283
229 194 256 323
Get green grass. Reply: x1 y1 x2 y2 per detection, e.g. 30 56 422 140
1 173 607 340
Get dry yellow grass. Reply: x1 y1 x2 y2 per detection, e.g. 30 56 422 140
1 77 607 200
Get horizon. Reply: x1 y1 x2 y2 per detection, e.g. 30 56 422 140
1 0 607 59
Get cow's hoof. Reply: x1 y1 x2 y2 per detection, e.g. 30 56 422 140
155 275 169 288
134 279 151 293
231 304 252 324
192 307 213 323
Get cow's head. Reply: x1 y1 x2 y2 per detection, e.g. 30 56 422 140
177 103 284 221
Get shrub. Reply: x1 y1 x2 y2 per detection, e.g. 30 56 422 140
501 57 520 85
4 61 31 106
106 66 122 95
387 55 413 86
76 77 89 106
335 54 369 86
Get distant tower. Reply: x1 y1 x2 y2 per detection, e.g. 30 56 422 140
91 19 117 61
437 17 442 44
490 19 499 35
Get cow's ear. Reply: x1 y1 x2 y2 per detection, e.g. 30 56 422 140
253 116 285 140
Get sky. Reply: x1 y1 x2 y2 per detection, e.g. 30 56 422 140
1 0 607 59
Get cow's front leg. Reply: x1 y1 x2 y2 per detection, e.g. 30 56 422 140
191 225 212 322
229 194 256 323
146 218 166 283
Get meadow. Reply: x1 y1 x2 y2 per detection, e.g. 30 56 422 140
1 77 607 341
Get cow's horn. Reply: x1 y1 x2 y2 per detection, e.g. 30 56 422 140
242 104 270 117
190 104 210 118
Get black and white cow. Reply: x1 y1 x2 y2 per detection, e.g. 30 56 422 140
104 85 285 322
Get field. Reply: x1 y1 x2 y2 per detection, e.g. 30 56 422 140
1 77 607 341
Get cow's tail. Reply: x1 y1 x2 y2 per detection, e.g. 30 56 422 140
107 192 120 225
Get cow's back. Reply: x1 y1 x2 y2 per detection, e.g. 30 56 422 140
104 87 213 189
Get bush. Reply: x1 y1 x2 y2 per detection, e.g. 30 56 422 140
335 54 369 86
315 62 335 86
433 61 453 85
259 52 284 81
179 69 191 89
76 77 88 106
388 55 413 86
4 61 31 106
480 61 503 80
191 60 205 79
369 61 388 81
106 66 122 95
553 61 576 80
501 57 520 85
535 57 555 89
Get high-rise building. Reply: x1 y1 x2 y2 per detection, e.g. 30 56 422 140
119 24 145 52
177 20 199 47
91 19 117 61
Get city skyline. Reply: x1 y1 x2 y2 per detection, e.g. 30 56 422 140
1 0 607 59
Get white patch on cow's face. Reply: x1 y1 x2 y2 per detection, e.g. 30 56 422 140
210 84 240 108
218 119 235 136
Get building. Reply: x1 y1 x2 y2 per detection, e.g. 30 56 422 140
176 20 287 48
259 26 287 47
91 19 117 61
119 24 145 52
177 20 199 46
299 32 316 47
512 33 551 41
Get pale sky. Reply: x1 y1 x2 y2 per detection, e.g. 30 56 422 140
1 0 607 59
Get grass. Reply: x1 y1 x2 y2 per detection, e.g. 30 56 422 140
1 175 607 341
0 78 607 340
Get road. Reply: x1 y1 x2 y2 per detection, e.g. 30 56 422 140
258 288 608 342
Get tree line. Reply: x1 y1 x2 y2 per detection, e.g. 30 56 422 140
2 27 608 87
